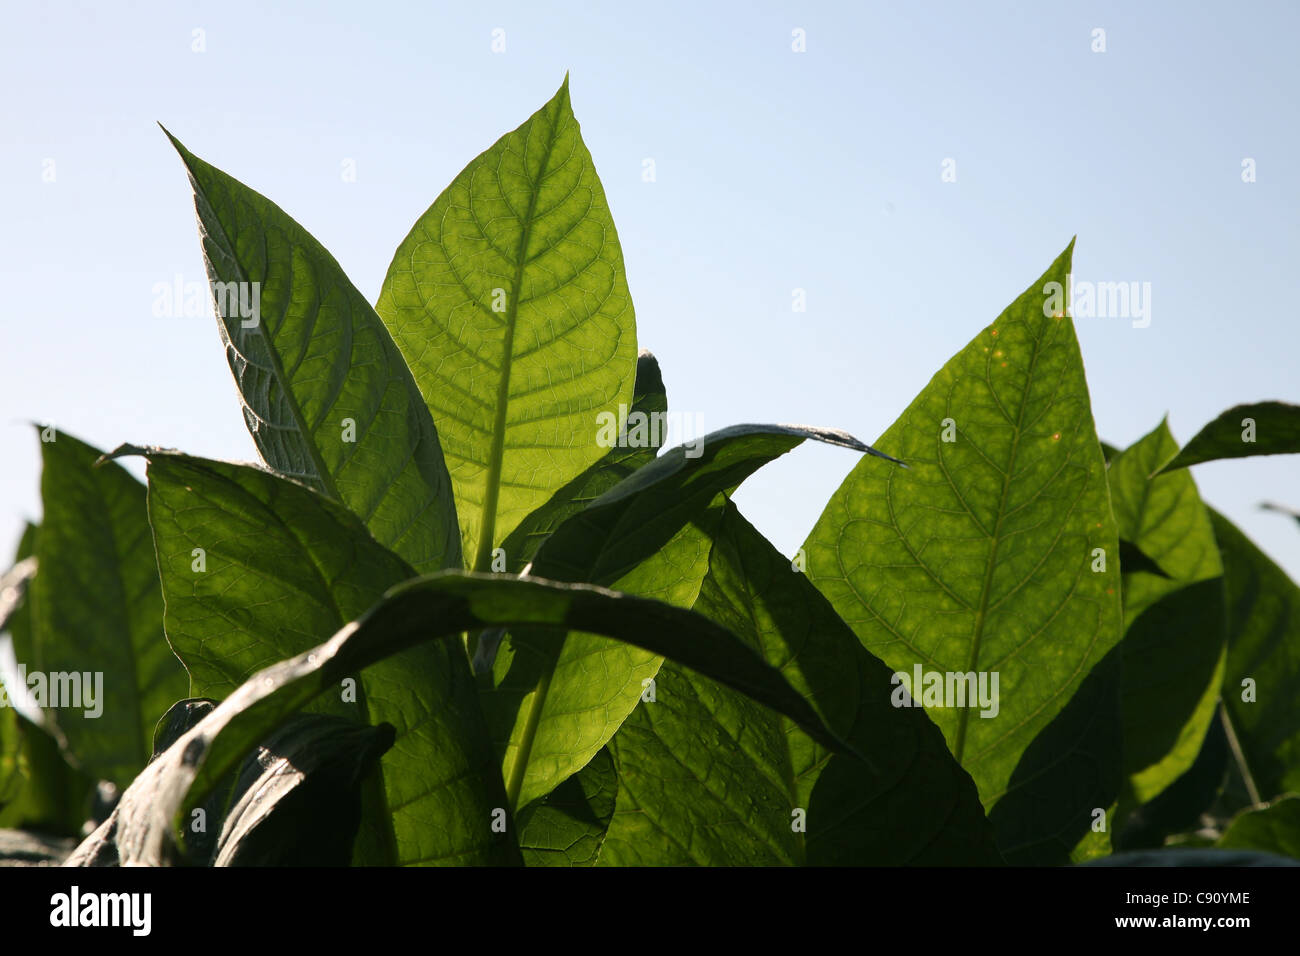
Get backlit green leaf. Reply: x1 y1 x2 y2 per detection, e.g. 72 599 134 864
376 78 638 572
803 241 1124 812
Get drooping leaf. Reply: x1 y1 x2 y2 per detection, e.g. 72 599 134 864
109 446 510 867
28 430 187 785
88 572 853 866
490 423 896 811
1107 421 1227 801
1156 401 1300 474
803 241 1125 813
599 501 1001 865
1209 508 1300 801
376 77 639 572
1216 795 1300 859
164 131 461 574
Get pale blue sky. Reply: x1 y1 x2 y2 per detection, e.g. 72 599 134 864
2 1 1298 582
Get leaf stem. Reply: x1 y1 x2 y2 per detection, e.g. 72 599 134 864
1219 704 1262 807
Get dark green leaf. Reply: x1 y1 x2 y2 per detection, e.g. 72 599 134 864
1108 421 1227 801
1156 402 1300 474
1210 507 1300 801
1217 796 1300 859
29 430 187 785
164 131 461 574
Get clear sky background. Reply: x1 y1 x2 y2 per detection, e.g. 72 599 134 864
2 1 1298 583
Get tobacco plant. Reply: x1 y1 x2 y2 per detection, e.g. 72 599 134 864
3 78 1300 867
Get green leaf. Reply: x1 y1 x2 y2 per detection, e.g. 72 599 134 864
1107 421 1227 801
1217 795 1300 859
1156 401 1300 474
28 430 187 785
516 747 617 866
164 131 461 574
599 501 1001 865
491 423 896 811
89 571 853 866
111 445 511 866
376 77 639 572
803 241 1125 813
1209 507 1300 801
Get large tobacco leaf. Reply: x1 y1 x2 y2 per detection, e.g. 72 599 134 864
28 431 187 785
376 77 638 572
803 241 1124 812
165 132 461 574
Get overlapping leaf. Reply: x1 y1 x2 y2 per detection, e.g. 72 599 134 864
1210 508 1300 800
488 423 894 811
599 501 1001 865
1107 421 1227 801
111 446 510 866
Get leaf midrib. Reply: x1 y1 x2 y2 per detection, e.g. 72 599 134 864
954 322 1045 761
472 108 563 574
